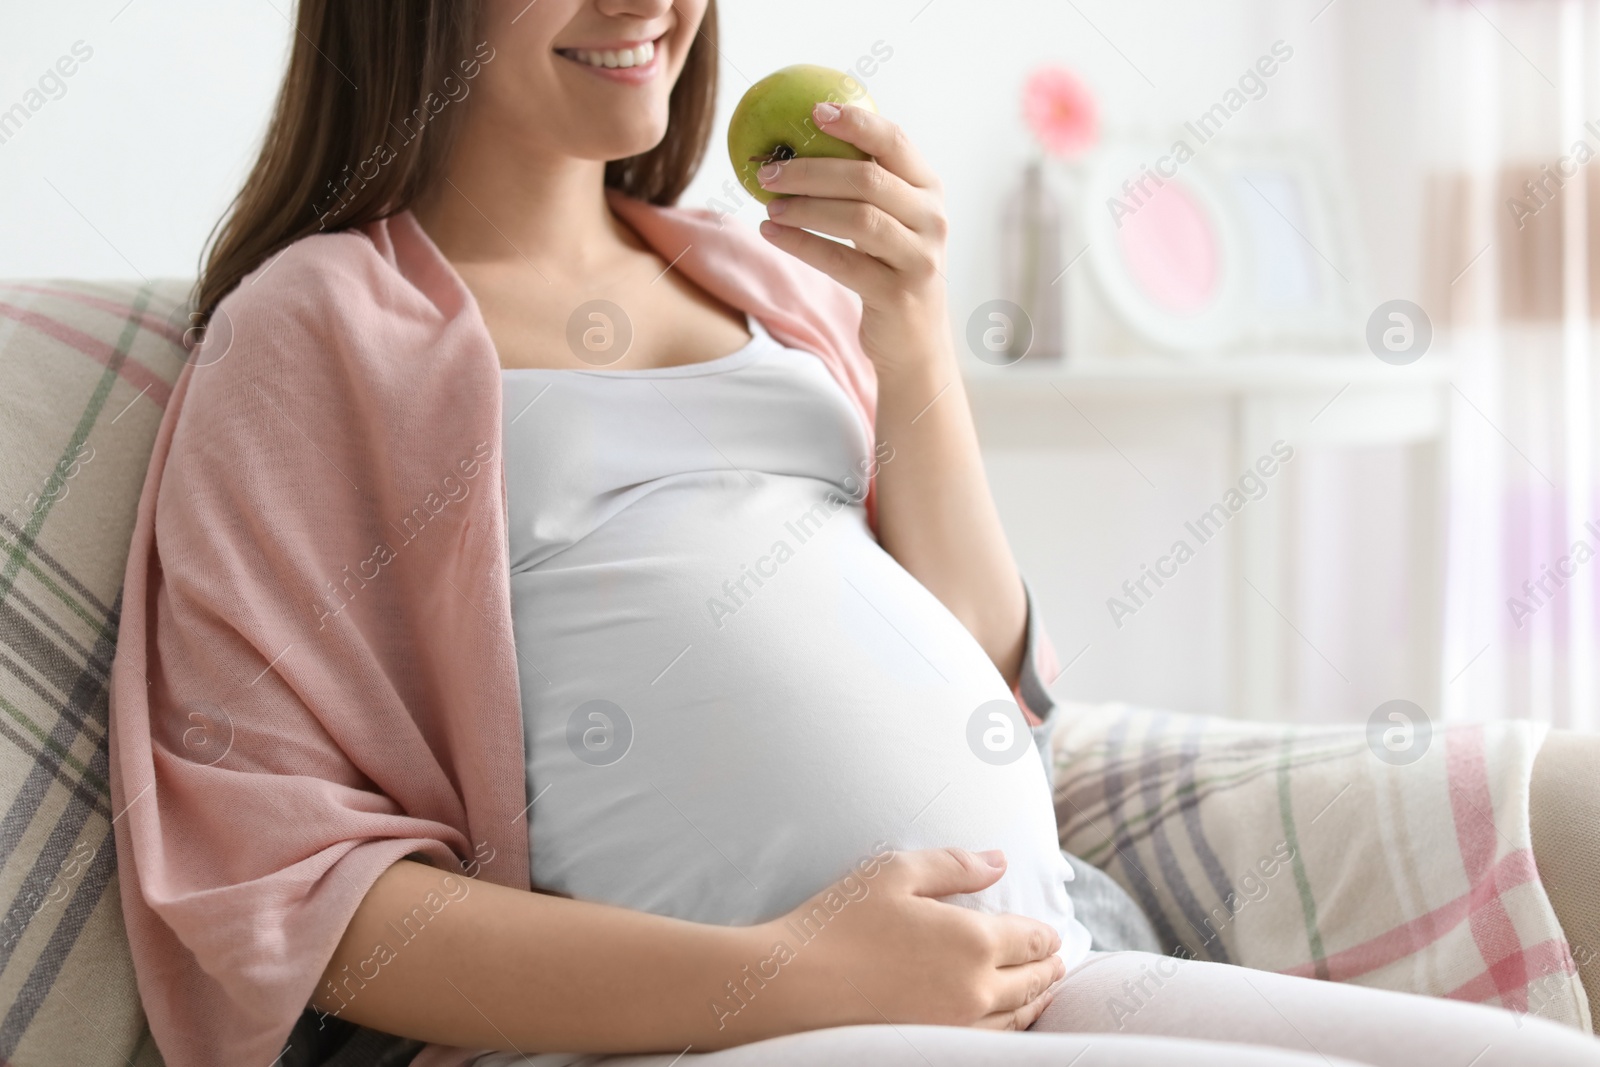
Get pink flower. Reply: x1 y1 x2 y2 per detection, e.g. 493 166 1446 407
1022 66 1098 159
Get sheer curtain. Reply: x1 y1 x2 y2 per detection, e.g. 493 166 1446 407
1424 0 1599 728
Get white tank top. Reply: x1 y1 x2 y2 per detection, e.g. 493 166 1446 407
497 315 1090 1005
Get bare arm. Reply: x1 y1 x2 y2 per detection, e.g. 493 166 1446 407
871 355 1028 687
312 858 761 1053
756 105 1028 687
313 850 1063 1055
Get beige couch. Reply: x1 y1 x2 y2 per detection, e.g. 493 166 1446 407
0 279 1590 1066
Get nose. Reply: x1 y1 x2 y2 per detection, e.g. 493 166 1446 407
594 0 674 20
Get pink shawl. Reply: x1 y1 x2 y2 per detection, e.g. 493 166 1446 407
108 191 1050 1066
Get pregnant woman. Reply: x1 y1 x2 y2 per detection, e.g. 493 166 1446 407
108 1 1598 1066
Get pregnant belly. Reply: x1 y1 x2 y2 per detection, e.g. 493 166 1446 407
510 474 1081 946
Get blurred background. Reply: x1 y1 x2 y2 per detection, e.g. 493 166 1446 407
2 0 1596 727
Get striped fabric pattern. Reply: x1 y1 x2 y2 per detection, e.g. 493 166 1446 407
0 279 187 1067
1051 701 1591 1031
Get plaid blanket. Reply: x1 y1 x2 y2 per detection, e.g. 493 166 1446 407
0 280 187 1067
1051 701 1590 1031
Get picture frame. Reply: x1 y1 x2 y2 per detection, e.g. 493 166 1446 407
1207 138 1366 349
1059 137 1367 359
1073 140 1251 357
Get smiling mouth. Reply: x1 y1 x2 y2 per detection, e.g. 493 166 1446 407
554 36 660 71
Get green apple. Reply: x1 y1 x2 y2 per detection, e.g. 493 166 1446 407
727 64 878 205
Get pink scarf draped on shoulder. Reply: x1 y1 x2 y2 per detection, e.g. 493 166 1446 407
107 190 1052 1067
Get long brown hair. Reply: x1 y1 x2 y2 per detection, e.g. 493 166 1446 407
196 0 719 319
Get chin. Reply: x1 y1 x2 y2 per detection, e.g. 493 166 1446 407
593 118 673 165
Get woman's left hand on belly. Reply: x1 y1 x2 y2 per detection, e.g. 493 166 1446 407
754 102 951 379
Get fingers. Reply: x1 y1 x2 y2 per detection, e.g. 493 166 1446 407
892 847 1009 898
988 913 1063 967
990 954 1068 1017
758 157 939 235
757 220 894 300
812 101 939 190
974 984 1056 1032
757 105 948 303
764 196 934 276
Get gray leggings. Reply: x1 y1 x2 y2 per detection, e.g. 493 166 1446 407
580 951 1600 1067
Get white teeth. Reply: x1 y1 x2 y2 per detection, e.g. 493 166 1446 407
569 40 654 70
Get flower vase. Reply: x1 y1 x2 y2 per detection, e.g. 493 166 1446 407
1001 158 1066 363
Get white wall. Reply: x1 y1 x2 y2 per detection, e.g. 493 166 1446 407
1 0 288 281
1 1 1425 720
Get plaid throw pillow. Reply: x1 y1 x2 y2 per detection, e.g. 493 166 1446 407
0 280 187 1067
1051 701 1589 1031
